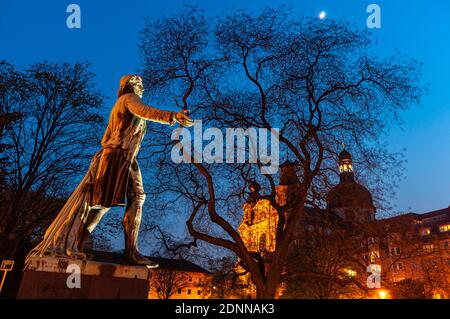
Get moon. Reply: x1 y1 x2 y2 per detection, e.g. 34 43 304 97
319 11 327 20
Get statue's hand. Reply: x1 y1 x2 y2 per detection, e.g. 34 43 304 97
174 110 194 127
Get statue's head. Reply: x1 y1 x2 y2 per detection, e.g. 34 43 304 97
117 75 144 98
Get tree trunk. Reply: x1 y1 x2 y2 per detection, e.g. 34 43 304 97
256 285 277 299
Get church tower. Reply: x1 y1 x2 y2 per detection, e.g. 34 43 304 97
239 161 301 254
326 149 376 223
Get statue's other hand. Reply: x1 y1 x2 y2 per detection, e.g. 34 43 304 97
174 110 194 127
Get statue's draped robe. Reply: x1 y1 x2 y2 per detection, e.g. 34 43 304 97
26 93 174 264
26 151 102 262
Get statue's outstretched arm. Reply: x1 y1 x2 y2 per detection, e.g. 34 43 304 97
125 93 175 125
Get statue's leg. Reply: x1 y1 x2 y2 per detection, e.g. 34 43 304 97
123 160 158 267
76 207 110 253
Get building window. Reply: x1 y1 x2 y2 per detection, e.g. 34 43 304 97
187 289 191 295
339 162 352 173
197 290 201 295
394 262 403 271
368 237 376 244
344 269 357 277
259 233 267 252
445 241 450 249
390 247 401 256
439 224 450 233
419 228 431 236
422 244 435 253
189 276 192 282
177 288 182 294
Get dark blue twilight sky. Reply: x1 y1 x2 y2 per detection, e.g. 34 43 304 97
1 0 449 214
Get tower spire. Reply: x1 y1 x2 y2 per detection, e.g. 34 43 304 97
338 148 354 183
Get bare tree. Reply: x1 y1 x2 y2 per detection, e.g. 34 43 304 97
0 61 105 258
138 7 423 298
0 61 23 192
207 256 248 299
152 269 190 299
281 215 369 299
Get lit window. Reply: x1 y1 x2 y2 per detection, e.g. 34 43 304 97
439 224 450 232
344 268 357 277
419 228 431 236
422 244 435 253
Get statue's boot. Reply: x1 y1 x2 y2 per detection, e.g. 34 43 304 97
66 247 87 259
127 251 159 268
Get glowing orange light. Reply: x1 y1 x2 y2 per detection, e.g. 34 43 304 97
377 290 390 299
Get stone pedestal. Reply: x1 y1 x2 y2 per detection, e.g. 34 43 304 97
18 256 152 299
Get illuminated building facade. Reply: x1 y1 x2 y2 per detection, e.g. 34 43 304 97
237 149 450 299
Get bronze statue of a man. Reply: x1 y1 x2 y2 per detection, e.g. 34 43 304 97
26 75 193 266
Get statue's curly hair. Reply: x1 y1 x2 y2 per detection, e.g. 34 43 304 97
117 82 135 98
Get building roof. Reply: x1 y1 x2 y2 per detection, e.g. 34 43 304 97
377 206 450 236
416 206 449 219
385 206 450 223
326 181 375 210
89 250 211 274
338 149 352 161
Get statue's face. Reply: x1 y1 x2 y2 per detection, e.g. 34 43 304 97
129 76 144 98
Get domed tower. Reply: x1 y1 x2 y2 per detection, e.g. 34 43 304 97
326 149 375 223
